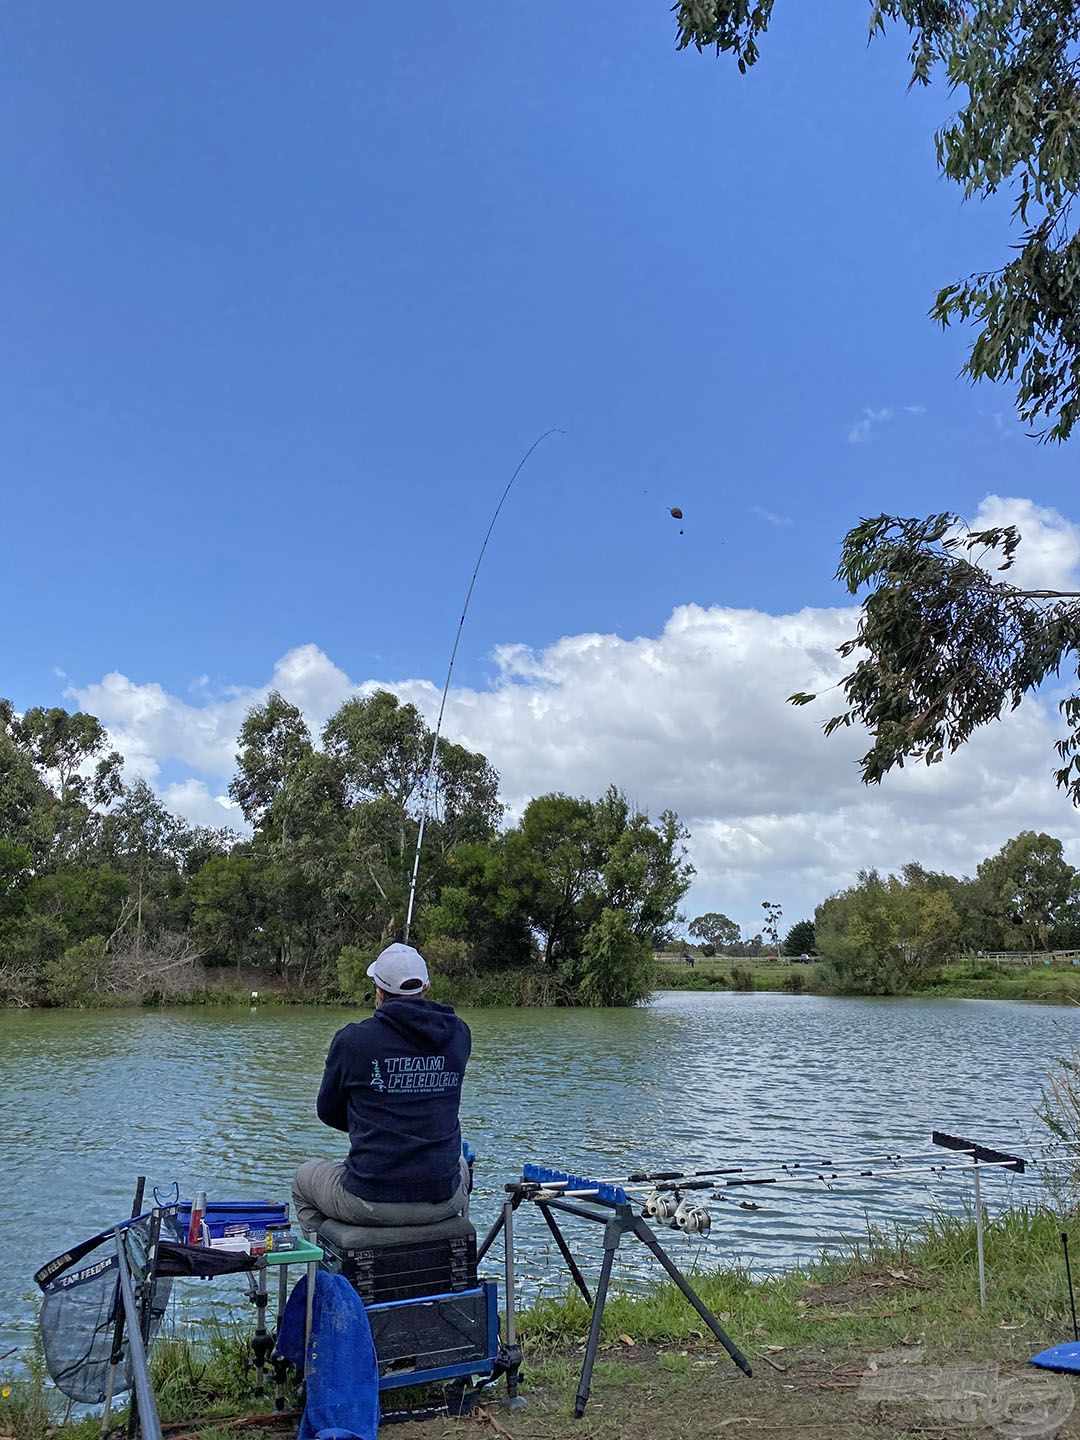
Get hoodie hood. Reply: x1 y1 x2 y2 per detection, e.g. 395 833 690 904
374 997 461 1053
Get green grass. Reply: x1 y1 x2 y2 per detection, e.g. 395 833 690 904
656 958 819 993
657 954 1080 1003
922 961 1080 1003
517 1203 1077 1360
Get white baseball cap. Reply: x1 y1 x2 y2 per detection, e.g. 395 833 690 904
366 943 430 996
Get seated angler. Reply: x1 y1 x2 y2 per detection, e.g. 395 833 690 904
292 943 472 1237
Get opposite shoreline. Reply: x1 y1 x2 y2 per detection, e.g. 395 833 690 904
7 958 1080 1010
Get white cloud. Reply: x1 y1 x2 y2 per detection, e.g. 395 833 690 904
71 564 1080 937
967 494 1080 593
751 506 793 528
159 779 242 833
847 404 925 444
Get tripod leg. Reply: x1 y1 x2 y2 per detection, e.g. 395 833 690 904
632 1218 752 1377
574 1224 620 1419
103 1179 145 1436
500 1197 525 1408
480 1186 521 1267
537 1203 593 1306
251 1264 270 1398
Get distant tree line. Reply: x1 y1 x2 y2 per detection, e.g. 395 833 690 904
684 911 815 958
0 692 693 1008
684 831 1080 995
813 832 1080 994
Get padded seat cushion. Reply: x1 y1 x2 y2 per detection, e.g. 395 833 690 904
318 1214 475 1252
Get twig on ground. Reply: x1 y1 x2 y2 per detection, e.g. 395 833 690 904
161 1409 300 1439
755 1351 789 1374
472 1405 516 1440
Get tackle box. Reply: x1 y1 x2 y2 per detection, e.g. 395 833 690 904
318 1217 478 1304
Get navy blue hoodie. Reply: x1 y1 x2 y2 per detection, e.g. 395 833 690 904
316 997 471 1204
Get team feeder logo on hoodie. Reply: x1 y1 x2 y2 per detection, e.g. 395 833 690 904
370 1055 460 1093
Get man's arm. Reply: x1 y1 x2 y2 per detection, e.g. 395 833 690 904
316 1028 351 1132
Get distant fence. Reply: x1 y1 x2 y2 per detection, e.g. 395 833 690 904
654 951 816 966
954 950 1080 968
657 949 1080 969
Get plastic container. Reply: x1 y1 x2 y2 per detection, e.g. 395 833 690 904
186 1192 207 1246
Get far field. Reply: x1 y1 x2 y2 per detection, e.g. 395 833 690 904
654 952 1080 1002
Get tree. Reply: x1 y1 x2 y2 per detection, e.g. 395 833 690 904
815 867 960 993
27 866 128 946
570 907 656 1007
0 839 32 925
790 513 1080 802
0 726 51 863
505 794 599 966
782 919 816 956
674 7 1080 793
188 853 262 972
100 780 188 958
688 911 741 952
676 2 1080 442
230 692 313 833
323 691 501 933
976 830 1079 952
423 838 535 972
506 788 693 969
593 789 692 948
9 704 123 810
761 899 783 960
324 692 500 843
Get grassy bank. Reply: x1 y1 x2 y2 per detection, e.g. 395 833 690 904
921 961 1080 1003
6 1206 1080 1440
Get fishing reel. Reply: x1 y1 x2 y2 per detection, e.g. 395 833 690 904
643 1189 681 1223
672 1198 711 1235
642 1190 711 1234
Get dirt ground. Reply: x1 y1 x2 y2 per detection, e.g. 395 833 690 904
154 1267 1080 1440
378 1340 1080 1440
163 1342 1080 1440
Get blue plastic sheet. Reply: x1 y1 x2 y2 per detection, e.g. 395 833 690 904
1030 1340 1080 1373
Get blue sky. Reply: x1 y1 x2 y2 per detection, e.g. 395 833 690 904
3 3 1079 928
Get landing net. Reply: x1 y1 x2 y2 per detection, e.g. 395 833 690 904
37 1215 180 1402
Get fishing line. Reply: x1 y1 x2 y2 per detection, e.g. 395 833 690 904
403 427 563 941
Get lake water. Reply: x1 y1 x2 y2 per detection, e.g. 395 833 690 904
2 990 1077 1362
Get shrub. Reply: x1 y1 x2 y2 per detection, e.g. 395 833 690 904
336 944 377 999
730 965 753 991
43 936 110 1007
572 909 655 1006
1040 1040 1080 1208
422 934 473 979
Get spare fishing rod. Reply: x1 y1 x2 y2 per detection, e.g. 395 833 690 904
402 428 562 943
611 1147 962 1187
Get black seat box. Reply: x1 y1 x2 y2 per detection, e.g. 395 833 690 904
318 1215 478 1305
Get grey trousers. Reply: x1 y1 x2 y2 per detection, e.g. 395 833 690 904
292 1155 471 1236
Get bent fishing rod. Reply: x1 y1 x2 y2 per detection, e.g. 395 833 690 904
402 427 562 942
